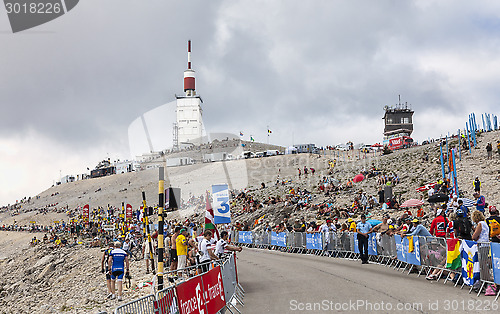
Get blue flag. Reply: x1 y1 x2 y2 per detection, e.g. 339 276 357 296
490 242 500 285
461 240 480 286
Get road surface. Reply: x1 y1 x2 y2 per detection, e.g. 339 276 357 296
236 248 498 314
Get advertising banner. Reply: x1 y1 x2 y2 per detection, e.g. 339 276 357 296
238 231 252 244
404 236 421 265
277 232 287 247
368 233 378 256
83 204 89 220
306 233 322 250
271 232 278 246
201 266 226 313
125 203 133 220
176 275 206 314
395 235 405 262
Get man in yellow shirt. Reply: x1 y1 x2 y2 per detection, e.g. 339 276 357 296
176 229 189 276
348 218 357 232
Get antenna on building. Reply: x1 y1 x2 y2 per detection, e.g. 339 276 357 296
184 40 196 96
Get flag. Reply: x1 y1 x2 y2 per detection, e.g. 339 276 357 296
205 191 220 240
239 131 243 136
250 136 254 142
254 214 265 226
408 236 414 252
461 240 480 286
491 242 500 284
268 129 272 134
446 238 461 269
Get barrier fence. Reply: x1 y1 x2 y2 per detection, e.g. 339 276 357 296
235 230 500 301
112 252 243 314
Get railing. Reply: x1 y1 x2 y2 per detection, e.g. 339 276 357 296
111 252 243 314
232 230 500 301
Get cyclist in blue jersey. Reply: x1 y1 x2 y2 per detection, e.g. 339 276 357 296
108 241 130 301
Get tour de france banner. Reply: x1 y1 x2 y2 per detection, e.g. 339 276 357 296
393 235 420 265
461 240 480 286
238 231 253 244
306 233 322 250
353 233 377 255
490 242 500 285
404 236 421 266
271 232 287 247
212 184 231 224
395 235 405 262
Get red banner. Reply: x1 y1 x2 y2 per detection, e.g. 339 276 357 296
201 266 226 314
83 204 89 220
126 204 133 220
176 275 206 314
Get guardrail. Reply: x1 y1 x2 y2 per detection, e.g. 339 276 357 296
233 230 500 301
111 252 243 314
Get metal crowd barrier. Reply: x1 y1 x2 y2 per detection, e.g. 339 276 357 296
114 294 156 314
155 286 179 314
234 231 499 300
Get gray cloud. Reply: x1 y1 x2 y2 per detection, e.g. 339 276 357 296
1 0 500 204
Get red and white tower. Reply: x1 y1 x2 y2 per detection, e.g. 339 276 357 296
184 40 196 96
176 40 205 146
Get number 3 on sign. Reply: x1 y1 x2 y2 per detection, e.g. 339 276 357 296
217 199 229 214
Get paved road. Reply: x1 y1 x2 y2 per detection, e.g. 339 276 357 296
236 248 498 314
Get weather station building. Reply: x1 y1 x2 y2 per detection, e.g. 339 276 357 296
174 40 204 149
382 96 414 150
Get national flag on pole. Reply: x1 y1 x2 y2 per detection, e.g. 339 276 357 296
461 240 480 286
446 238 461 269
268 129 272 134
250 136 255 142
205 191 220 240
254 214 266 226
239 131 243 136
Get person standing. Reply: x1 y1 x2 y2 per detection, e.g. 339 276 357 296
454 208 473 240
108 241 130 301
142 236 153 274
472 211 490 242
377 187 385 206
473 192 486 213
486 206 500 243
429 209 449 238
101 241 114 299
319 219 337 250
356 214 372 264
176 228 189 276
486 142 493 160
215 231 242 259
198 230 218 273
169 227 180 271
474 177 481 193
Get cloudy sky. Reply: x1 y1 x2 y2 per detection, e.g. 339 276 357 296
1 0 500 205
